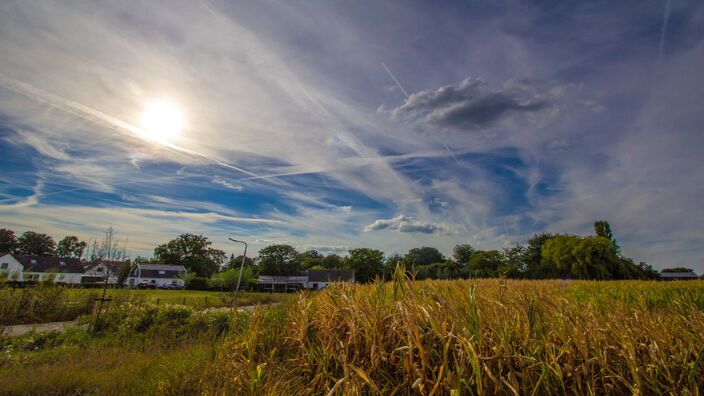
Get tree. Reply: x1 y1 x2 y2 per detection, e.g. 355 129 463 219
661 267 695 273
466 250 503 278
541 235 621 279
17 231 56 256
228 254 253 270
257 244 300 276
298 250 324 269
404 247 444 267
154 234 225 277
452 244 475 267
56 236 87 258
86 227 128 262
500 245 527 278
524 232 556 278
345 248 384 283
322 254 343 269
594 220 621 255
0 229 18 253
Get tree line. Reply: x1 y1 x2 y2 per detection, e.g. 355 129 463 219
2 220 689 287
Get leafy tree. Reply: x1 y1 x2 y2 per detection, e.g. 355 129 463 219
524 232 556 278
466 250 503 277
414 262 460 280
405 246 444 267
17 231 56 256
542 235 621 279
0 229 18 253
499 245 527 278
594 220 621 255
636 262 660 279
228 254 254 270
153 233 225 277
322 254 343 269
208 267 257 291
56 236 87 258
345 248 384 283
452 244 475 267
298 250 324 269
257 244 300 276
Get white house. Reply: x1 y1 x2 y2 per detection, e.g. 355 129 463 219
0 253 85 284
83 260 126 285
257 269 355 291
0 252 24 282
126 264 187 288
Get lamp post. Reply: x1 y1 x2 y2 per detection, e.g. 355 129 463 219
228 238 248 310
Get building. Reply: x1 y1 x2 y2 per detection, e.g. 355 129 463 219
83 260 127 285
0 253 85 284
257 269 355 292
306 269 355 290
659 271 699 280
126 263 187 288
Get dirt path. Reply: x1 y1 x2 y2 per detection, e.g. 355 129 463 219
2 303 278 337
2 321 86 337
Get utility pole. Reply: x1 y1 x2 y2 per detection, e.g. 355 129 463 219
228 238 248 310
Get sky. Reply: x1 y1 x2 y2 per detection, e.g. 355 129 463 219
0 0 702 272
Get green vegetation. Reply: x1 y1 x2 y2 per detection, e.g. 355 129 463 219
2 275 703 394
0 286 289 325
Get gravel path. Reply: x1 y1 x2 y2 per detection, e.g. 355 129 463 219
2 321 86 337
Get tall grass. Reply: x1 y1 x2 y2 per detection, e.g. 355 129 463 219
2 273 703 394
205 270 704 394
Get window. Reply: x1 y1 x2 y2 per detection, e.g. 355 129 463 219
96 267 104 272
59 261 66 266
158 270 166 275
31 259 37 265
1 263 8 270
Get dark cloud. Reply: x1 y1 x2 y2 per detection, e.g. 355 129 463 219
388 78 551 132
364 214 454 235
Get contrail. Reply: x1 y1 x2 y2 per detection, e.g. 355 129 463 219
0 74 262 180
381 63 410 99
657 0 672 69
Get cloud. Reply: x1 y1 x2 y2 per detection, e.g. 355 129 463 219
212 176 243 191
387 78 552 132
364 215 455 235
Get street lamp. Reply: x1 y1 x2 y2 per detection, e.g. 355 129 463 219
228 238 248 309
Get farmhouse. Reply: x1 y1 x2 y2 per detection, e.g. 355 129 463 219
83 260 126 285
126 263 187 288
659 271 699 280
0 253 85 284
257 269 355 292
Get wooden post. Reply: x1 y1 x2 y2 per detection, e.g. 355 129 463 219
156 298 160 306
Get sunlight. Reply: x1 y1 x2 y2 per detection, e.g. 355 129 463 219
138 100 185 143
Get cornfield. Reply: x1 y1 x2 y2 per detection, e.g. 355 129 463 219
205 270 704 395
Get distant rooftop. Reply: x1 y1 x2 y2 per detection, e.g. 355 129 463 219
659 272 698 278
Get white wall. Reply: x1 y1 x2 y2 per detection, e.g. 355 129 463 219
126 277 185 288
0 253 23 281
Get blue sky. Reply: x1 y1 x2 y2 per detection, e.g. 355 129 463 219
0 0 702 272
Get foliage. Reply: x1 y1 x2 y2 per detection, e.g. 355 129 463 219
594 219 622 255
465 249 504 277
322 254 343 269
297 250 323 269
257 244 300 276
204 278 704 394
56 236 87 258
404 246 444 266
524 232 556 278
452 243 475 266
344 248 384 283
208 267 257 291
86 227 128 262
0 229 18 254
153 233 225 277
16 231 56 256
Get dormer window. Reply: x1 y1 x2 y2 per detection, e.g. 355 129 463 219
31 259 37 265
1 263 8 270
96 267 104 272
59 261 66 266
158 270 166 275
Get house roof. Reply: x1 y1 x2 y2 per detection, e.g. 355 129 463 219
660 272 699 278
85 260 126 273
306 269 355 282
137 264 187 272
17 256 85 273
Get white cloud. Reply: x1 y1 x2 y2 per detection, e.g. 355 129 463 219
364 215 455 235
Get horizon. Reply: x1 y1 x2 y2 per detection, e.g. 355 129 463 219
1 1 702 273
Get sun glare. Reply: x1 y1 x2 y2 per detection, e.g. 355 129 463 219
138 100 185 143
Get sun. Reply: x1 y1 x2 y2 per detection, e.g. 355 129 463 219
138 100 185 143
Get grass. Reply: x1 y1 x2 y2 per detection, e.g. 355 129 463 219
0 286 288 325
2 272 703 394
